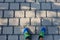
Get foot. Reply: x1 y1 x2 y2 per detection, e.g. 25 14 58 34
23 28 31 39
39 26 46 38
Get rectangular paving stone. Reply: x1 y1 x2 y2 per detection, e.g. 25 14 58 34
32 35 39 40
5 0 14 2
57 0 60 2
31 3 40 10
41 3 51 9
44 35 53 40
46 0 55 2
36 26 47 34
0 18 8 25
48 27 58 34
3 27 13 34
21 3 30 9
52 3 60 9
14 27 23 34
58 26 60 34
4 10 14 17
10 3 19 9
36 10 46 17
0 11 3 17
54 35 60 40
26 26 35 34
58 11 60 17
36 0 45 2
0 27 1 34
26 0 35 2
0 35 6 40
20 35 25 40
20 18 30 26
15 10 24 17
26 10 35 17
8 35 18 40
0 0 4 2
31 18 40 25
9 18 19 25
0 3 8 9
53 18 60 25
47 11 56 17
42 18 52 25
16 0 25 2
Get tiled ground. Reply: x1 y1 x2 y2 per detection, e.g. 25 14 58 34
0 0 60 40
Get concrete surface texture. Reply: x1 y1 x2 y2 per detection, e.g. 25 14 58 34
0 0 60 40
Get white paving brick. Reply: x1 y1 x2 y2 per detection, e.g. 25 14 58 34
16 0 24 2
15 11 24 17
54 35 60 40
0 27 1 34
26 0 35 2
14 27 23 34
41 3 51 9
4 10 14 17
20 18 30 26
36 0 45 2
44 35 53 40
32 35 39 40
0 35 6 40
53 18 60 25
21 3 30 9
48 27 58 34
31 18 40 25
20 35 25 40
0 18 8 25
26 26 35 34
46 0 55 2
9 18 19 25
5 0 14 2
26 10 35 17
10 3 19 9
47 11 56 17
36 10 46 17
3 27 13 34
8 35 18 40
57 0 60 2
0 11 3 17
52 3 60 9
0 3 8 9
58 12 60 17
31 3 40 9
42 18 52 25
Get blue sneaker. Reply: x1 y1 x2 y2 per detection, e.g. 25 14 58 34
23 28 31 39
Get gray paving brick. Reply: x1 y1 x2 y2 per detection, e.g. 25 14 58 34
16 0 24 2
0 35 6 40
48 27 58 34
9 18 19 25
36 10 46 17
58 12 60 17
57 0 60 2
14 27 23 34
31 3 40 9
36 0 45 2
42 18 52 25
46 0 55 2
10 3 19 9
4 10 14 17
0 11 3 17
20 35 25 40
32 35 39 40
3 27 13 34
21 3 30 9
44 35 53 40
58 26 60 34
47 11 56 17
0 3 8 9
54 35 60 40
8 35 18 40
26 0 35 2
5 0 14 2
20 18 30 26
52 3 60 9
53 18 60 25
31 18 40 25
26 10 35 17
0 18 8 25
0 0 4 2
15 11 24 17
0 27 1 34
41 3 51 9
